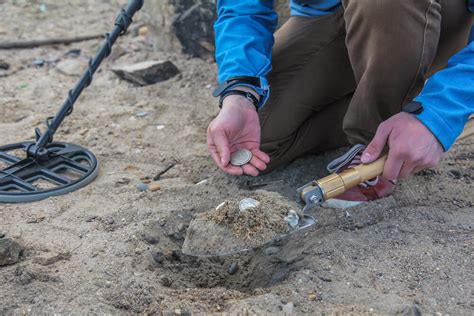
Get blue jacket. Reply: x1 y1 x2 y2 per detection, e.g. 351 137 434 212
215 0 474 150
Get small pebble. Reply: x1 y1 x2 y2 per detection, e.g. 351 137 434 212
143 233 160 245
0 233 5 239
136 183 149 192
151 251 164 264
177 223 185 232
284 210 300 228
149 183 161 192
228 262 239 275
39 3 48 13
32 59 45 67
264 246 280 256
65 49 81 57
138 26 148 37
0 60 10 70
86 215 99 223
135 111 149 118
160 277 172 287
170 250 182 262
448 170 462 179
104 217 115 225
0 238 22 266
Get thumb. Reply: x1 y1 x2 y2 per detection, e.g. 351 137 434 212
212 128 231 166
361 123 391 163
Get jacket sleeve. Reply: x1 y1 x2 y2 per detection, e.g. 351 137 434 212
415 24 474 150
214 1 278 84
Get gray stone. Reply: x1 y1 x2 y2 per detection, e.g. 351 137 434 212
227 262 239 275
263 246 280 256
0 238 22 266
142 231 160 245
151 250 165 264
104 217 115 225
0 59 10 70
56 59 85 76
112 60 179 86
65 49 81 58
177 223 186 232
137 182 149 192
160 276 172 287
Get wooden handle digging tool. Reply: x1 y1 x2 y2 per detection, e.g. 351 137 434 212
298 117 474 212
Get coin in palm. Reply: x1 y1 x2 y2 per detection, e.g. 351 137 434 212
230 149 252 166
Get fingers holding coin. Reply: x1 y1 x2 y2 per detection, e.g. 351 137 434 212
242 163 260 177
230 148 269 176
251 149 270 164
230 149 252 166
248 150 269 171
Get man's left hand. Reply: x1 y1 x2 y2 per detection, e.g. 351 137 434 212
361 112 444 180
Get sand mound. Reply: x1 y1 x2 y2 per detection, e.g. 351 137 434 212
182 191 298 256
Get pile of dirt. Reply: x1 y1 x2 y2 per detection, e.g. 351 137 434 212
182 191 299 256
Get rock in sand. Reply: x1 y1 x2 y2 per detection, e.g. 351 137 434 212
0 238 22 266
56 59 85 76
142 230 160 245
112 60 179 86
0 59 10 70
227 262 239 275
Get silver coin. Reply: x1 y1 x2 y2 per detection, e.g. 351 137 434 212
230 149 252 166
239 198 260 212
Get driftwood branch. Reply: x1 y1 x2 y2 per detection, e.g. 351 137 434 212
0 33 104 49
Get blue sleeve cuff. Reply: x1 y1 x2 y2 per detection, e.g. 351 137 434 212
414 30 474 151
415 105 459 151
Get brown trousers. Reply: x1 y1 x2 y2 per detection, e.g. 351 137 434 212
259 0 473 172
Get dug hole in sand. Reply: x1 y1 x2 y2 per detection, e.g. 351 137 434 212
182 190 300 256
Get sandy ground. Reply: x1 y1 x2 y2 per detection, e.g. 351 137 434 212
0 1 473 314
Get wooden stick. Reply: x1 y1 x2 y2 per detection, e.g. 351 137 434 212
0 33 104 49
153 163 176 181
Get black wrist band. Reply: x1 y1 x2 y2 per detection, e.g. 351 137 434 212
212 76 261 97
402 101 424 115
218 89 259 111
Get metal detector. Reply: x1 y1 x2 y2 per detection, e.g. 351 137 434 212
0 0 144 203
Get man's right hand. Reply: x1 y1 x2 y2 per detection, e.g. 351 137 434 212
207 94 270 176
